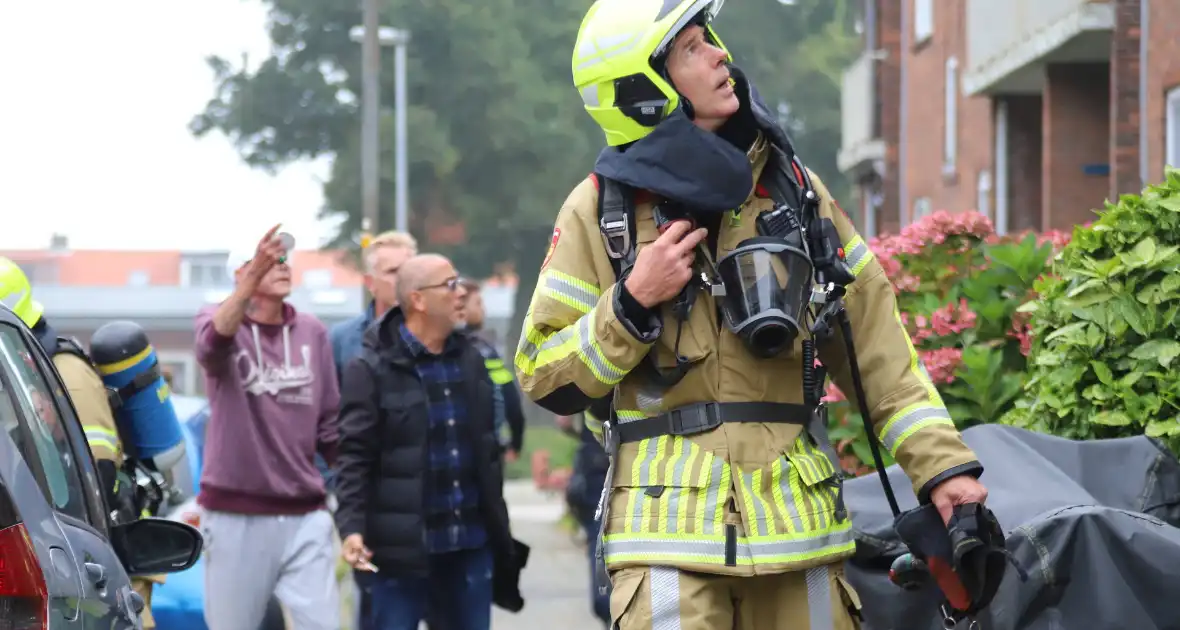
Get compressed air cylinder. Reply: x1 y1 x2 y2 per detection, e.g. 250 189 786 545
90 321 186 471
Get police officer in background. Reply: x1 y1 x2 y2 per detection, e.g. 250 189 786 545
514 1 989 627
458 277 525 463
560 399 612 628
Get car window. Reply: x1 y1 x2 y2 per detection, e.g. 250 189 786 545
0 325 90 522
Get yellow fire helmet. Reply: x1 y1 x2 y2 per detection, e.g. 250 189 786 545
0 257 43 328
573 0 731 147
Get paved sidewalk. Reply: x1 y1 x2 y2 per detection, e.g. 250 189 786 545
494 480 606 630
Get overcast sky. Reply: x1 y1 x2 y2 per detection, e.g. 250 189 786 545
0 0 340 252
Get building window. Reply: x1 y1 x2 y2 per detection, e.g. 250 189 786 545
944 56 959 173
913 0 933 44
127 270 149 287
181 254 230 288
1167 87 1180 168
303 269 333 289
976 170 992 219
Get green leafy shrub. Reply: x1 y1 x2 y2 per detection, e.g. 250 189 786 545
825 210 1068 474
1002 167 1180 453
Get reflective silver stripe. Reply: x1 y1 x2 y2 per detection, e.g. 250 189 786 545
665 445 690 533
795 454 829 531
844 240 870 275
775 459 805 532
880 406 954 456
542 273 599 313
650 566 682 630
517 311 626 384
580 84 599 107
604 526 854 563
741 471 769 537
633 439 661 532
635 385 664 415
85 431 118 450
575 32 642 71
701 457 725 536
575 313 626 383
805 565 834 630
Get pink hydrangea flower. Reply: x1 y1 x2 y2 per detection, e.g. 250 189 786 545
919 348 963 384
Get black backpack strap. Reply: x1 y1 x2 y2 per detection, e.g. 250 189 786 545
594 173 696 389
53 336 91 363
595 173 637 281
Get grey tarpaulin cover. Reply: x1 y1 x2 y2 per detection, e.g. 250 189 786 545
841 424 1180 630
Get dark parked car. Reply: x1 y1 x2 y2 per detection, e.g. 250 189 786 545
0 304 203 628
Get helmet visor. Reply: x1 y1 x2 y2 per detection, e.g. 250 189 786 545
716 237 813 335
653 0 726 59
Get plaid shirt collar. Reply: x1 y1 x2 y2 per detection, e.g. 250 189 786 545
399 323 463 359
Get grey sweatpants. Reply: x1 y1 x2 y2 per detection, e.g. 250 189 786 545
201 508 340 630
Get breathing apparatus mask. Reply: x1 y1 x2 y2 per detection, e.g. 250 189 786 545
649 157 826 361
715 208 814 358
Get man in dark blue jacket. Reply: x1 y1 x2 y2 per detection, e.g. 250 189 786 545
330 231 419 380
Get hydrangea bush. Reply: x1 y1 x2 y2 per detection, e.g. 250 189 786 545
824 210 1070 475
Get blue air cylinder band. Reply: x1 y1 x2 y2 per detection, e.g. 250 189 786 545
90 321 186 471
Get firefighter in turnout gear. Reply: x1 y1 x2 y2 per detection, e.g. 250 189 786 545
514 1 989 628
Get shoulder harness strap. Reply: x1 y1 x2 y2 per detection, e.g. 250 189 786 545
592 173 637 281
53 336 91 363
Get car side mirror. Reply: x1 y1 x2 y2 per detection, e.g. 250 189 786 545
109 517 203 576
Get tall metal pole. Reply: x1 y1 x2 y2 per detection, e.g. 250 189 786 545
394 38 409 234
360 0 381 234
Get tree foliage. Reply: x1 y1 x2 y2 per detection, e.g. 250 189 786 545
192 0 859 260
191 0 861 386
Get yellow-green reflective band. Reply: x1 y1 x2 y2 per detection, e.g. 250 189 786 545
484 359 514 385
584 413 604 439
602 525 855 566
879 404 955 457
843 235 873 277
539 270 600 314
84 426 119 453
515 309 625 385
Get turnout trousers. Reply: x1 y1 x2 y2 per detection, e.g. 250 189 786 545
608 560 862 630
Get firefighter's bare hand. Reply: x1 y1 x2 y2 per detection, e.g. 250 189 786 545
624 220 707 308
930 475 989 525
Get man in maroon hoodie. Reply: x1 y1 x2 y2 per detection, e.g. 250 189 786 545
193 225 341 630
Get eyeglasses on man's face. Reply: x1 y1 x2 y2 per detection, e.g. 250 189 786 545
419 276 463 293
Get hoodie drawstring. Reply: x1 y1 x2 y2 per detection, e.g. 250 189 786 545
282 325 292 369
251 324 264 372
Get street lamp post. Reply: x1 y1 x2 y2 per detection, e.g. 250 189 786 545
349 21 411 237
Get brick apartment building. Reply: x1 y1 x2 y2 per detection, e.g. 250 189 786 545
838 0 1180 238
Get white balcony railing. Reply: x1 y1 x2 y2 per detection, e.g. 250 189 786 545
965 0 1113 94
837 50 885 175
